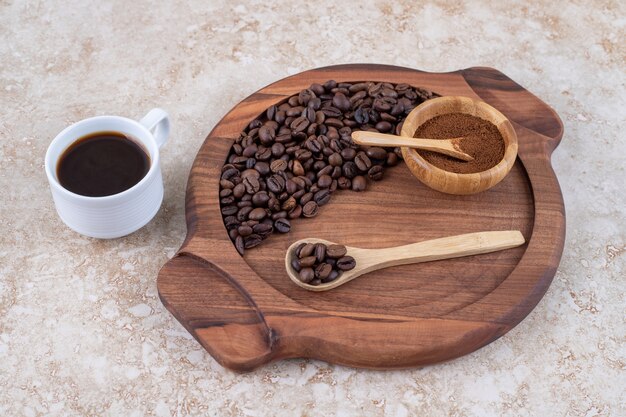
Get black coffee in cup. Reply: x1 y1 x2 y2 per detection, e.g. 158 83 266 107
56 132 150 197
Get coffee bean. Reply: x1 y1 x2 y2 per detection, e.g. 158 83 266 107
270 143 284 157
274 218 291 233
336 256 356 271
342 161 358 178
286 106 304 117
352 175 367 191
221 167 239 181
292 176 306 189
299 243 315 258
252 191 269 206
324 269 340 283
290 116 310 133
220 179 235 189
266 105 277 121
291 257 301 272
288 204 302 219
243 176 260 194
253 223 273 236
220 196 235 205
267 197 280 212
340 148 356 161
258 125 275 144
238 225 253 237
221 205 238 216
237 200 252 208
368 165 384 181
249 119 263 129
328 152 343 167
255 147 272 161
317 174 332 188
315 263 332 280
302 201 319 217
375 121 392 132
272 210 287 220
326 244 347 258
275 133 291 143
295 149 312 162
300 256 317 267
354 152 372 171
337 177 351 189
366 147 387 160
386 152 399 166
302 106 316 123
314 243 326 262
321 106 342 118
308 97 322 110
305 137 322 153
281 196 296 211
298 268 315 283
294 242 307 257
242 144 258 158
317 165 333 177
310 83 325 95
248 207 267 220
235 235 245 256
244 234 263 249
270 159 288 173
254 161 270 175
224 216 239 230
325 118 343 129
274 110 286 124
241 168 259 179
237 206 253 221
267 174 285 193
332 92 351 111
349 82 369 93
314 189 331 206
298 89 315 106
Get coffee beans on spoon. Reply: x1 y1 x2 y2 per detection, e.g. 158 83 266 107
290 243 356 286
220 81 439 255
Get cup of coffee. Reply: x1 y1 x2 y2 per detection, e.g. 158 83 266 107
45 109 170 238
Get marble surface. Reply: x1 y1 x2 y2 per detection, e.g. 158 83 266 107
1 0 624 415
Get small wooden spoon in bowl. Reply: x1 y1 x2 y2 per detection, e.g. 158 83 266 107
352 131 473 162
285 231 525 291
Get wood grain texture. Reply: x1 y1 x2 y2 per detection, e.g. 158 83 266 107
157 64 566 372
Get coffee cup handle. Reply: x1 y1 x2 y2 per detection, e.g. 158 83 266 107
139 108 170 148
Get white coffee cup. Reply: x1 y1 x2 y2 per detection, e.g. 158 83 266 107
45 109 170 239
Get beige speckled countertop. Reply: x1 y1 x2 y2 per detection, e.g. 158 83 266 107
1 1 625 416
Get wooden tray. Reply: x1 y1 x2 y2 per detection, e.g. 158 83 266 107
157 64 565 372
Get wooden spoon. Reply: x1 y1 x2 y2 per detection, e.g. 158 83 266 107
286 231 525 291
352 130 473 162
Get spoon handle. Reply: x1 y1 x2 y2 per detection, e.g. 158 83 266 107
353 231 525 273
351 131 473 161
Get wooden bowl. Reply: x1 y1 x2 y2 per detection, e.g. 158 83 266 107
401 96 518 195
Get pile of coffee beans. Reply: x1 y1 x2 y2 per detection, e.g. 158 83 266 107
290 242 355 285
220 80 438 255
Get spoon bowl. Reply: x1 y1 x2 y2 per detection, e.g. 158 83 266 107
285 231 526 291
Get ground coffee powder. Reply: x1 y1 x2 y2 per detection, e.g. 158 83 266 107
413 113 505 174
